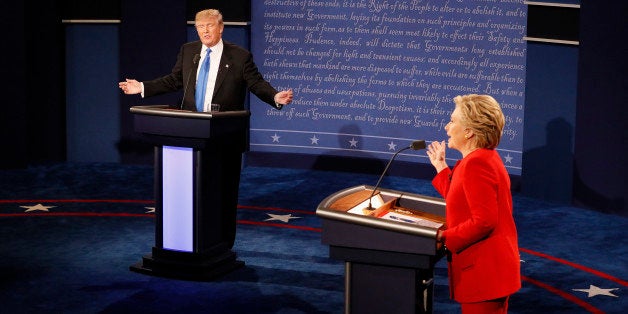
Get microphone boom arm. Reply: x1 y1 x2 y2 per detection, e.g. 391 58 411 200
367 146 410 211
179 54 201 110
367 140 426 211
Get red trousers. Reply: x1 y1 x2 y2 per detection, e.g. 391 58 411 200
461 296 509 314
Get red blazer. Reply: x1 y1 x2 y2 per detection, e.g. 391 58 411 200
433 149 521 303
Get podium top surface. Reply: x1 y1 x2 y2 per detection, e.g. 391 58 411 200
130 105 250 120
317 185 445 238
129 105 250 144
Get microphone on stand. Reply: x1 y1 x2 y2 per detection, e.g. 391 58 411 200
366 140 427 211
180 53 201 110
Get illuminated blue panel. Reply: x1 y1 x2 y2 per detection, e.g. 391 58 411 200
162 146 194 252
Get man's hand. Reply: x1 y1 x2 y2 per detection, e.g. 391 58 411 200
118 79 142 95
274 89 293 105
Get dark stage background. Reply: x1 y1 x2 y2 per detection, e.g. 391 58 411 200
0 1 626 312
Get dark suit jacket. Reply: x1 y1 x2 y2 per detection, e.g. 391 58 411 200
143 40 280 112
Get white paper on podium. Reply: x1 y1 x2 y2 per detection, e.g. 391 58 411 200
381 211 443 229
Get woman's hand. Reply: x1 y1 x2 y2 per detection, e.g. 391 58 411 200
427 140 448 173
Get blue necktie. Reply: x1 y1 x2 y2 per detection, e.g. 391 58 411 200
195 49 211 112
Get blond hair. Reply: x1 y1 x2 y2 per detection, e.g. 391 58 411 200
195 9 223 25
454 94 505 149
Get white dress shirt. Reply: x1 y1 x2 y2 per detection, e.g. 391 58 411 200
197 40 223 112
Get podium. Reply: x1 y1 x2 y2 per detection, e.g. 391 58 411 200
128 105 250 280
316 185 446 314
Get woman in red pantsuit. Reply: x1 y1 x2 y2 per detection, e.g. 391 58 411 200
426 94 521 313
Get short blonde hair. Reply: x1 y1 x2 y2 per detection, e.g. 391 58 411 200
195 9 223 25
454 94 505 149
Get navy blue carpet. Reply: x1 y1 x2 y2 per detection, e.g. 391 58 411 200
0 162 626 313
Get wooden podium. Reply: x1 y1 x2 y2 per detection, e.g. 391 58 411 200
128 105 250 280
317 185 446 314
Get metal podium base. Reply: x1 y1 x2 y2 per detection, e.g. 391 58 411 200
130 247 244 281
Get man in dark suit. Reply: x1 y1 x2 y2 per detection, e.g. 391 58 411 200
118 9 293 249
118 9 293 111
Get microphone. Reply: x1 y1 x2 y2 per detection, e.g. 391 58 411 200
366 140 426 211
180 53 201 110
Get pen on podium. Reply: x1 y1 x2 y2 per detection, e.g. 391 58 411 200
388 215 415 224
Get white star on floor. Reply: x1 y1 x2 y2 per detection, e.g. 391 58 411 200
271 133 281 143
388 141 397 150
265 213 301 223
310 135 319 145
573 284 619 298
20 204 56 212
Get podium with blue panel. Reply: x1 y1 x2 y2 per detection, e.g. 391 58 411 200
317 185 446 314
129 105 249 280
